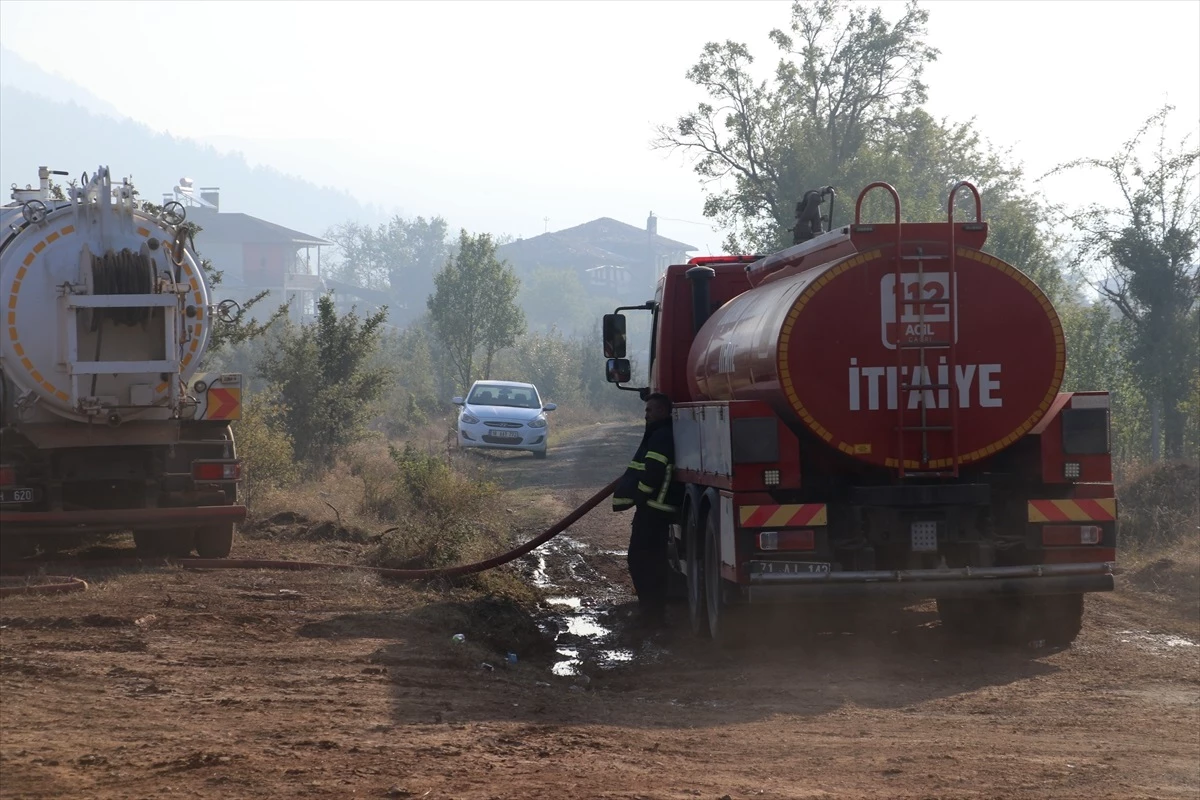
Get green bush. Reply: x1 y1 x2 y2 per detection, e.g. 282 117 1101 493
257 294 392 466
364 443 502 570
233 387 299 503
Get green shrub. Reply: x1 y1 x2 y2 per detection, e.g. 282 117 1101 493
363 443 502 570
233 387 299 504
257 294 391 467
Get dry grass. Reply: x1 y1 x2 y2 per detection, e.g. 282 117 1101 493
1117 460 1199 547
547 403 638 446
1114 460 1199 623
242 424 546 607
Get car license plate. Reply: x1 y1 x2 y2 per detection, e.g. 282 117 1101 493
0 487 40 504
490 430 520 439
749 560 830 575
911 521 939 552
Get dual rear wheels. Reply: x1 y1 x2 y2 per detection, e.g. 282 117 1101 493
681 497 1085 649
937 593 1084 647
684 501 746 646
133 523 236 559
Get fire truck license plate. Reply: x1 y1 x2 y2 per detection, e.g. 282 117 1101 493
0 487 40 504
750 561 830 575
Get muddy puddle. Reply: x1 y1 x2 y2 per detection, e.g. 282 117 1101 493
530 537 637 676
1116 630 1200 654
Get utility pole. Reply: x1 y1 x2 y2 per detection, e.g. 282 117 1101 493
543 216 549 233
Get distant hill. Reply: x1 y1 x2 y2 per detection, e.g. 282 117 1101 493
0 60 385 238
0 47 125 121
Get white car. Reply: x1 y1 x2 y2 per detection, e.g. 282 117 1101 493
453 381 557 459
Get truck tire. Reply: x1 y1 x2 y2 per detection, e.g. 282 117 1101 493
1024 593 1084 647
133 530 195 558
705 506 746 647
684 501 709 638
0 534 38 561
195 523 235 559
939 594 1085 648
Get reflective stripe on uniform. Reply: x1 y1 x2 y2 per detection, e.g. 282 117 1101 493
656 465 673 504
628 460 645 471
613 497 634 508
637 482 655 494
647 499 678 513
645 451 669 465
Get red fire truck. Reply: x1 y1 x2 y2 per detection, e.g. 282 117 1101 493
603 182 1116 646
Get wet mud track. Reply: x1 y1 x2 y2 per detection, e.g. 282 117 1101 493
1 421 1198 799
479 421 654 678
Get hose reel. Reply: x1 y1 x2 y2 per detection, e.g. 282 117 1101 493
89 249 155 330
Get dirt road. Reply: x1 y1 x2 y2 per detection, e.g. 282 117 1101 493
2 423 1198 799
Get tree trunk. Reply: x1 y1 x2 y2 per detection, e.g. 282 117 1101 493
483 347 495 380
1162 387 1187 460
458 354 473 397
1150 398 1162 463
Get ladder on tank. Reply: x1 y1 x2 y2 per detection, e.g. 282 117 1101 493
858 181 981 478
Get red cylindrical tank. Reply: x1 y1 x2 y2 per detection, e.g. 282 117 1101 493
687 240 1064 470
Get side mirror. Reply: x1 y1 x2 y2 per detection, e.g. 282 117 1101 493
452 396 465 406
543 403 557 412
603 313 627 358
605 358 631 384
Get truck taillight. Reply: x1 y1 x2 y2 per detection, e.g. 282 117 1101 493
758 530 814 551
1042 525 1102 546
0 465 14 487
192 461 242 482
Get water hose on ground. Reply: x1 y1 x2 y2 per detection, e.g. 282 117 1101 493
1 576 89 597
0 478 620 595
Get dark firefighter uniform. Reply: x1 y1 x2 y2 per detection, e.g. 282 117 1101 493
613 416 683 621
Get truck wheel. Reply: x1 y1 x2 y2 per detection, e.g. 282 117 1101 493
0 535 38 561
704 506 746 647
195 523 235 559
133 530 195 558
936 598 986 643
1024 594 1084 647
685 502 709 638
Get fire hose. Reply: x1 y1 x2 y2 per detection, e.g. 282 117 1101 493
0 478 620 598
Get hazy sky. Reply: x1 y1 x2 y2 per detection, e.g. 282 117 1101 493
1 0 1197 251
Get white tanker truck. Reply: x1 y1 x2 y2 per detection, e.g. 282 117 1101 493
0 166 246 558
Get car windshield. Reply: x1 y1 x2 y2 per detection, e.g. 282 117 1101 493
467 384 540 409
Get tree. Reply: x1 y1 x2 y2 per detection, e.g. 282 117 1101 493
325 214 450 325
655 0 936 251
1047 106 1200 460
519 267 589 333
652 0 1064 303
427 230 526 393
1059 302 1149 464
257 294 391 466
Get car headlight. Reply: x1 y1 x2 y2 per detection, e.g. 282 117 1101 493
461 412 480 425
528 416 547 428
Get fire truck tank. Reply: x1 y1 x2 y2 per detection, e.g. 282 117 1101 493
687 228 1065 471
0 167 213 425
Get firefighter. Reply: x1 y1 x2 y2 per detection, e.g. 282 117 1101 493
613 392 683 629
